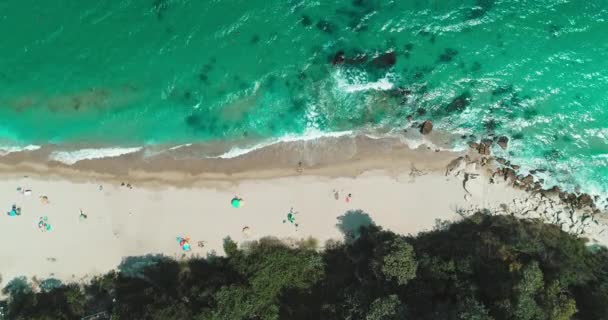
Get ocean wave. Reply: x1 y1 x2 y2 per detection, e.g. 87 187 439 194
333 69 395 93
0 145 41 156
49 147 143 165
211 129 353 159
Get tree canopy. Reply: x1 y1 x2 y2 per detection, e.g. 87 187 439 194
2 212 607 320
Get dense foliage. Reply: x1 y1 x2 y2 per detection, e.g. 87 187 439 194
2 211 608 320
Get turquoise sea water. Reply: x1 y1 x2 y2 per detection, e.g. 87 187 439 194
0 0 607 195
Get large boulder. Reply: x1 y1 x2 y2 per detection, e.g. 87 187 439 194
497 136 509 149
521 174 534 185
420 120 433 135
369 52 397 69
577 193 594 208
477 143 491 155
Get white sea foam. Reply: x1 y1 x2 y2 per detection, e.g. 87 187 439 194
49 147 143 165
338 77 394 93
333 69 394 93
0 145 41 156
211 129 353 159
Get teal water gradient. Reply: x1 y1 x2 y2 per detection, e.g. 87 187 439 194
0 0 607 194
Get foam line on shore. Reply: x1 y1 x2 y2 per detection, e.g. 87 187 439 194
210 129 354 159
49 147 143 165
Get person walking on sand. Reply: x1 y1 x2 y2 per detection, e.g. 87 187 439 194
79 209 88 220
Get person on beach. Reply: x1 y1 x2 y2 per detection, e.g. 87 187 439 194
346 193 352 203
79 209 87 220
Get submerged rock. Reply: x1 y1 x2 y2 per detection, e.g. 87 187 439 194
445 93 471 113
497 136 509 149
330 51 367 66
577 194 594 208
521 174 534 185
331 51 346 65
420 120 433 135
369 52 396 69
316 20 336 34
438 48 458 62
477 144 491 155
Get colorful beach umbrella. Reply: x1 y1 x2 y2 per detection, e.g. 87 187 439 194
231 197 242 208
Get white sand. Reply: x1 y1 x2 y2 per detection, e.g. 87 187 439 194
0 165 605 286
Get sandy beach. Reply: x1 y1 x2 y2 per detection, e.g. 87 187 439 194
0 136 606 288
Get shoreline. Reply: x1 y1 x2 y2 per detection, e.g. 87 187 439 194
0 134 606 288
0 132 605 208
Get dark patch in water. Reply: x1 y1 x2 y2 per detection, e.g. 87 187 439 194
72 98 81 111
445 92 472 113
491 84 513 96
250 35 260 44
512 132 524 140
298 72 307 80
336 7 360 18
331 51 346 65
438 48 458 62
301 15 312 27
183 91 192 100
544 149 562 161
484 119 499 131
352 0 374 8
153 0 170 20
523 108 538 120
467 0 494 20
330 50 368 66
316 20 336 34
416 108 426 116
198 73 208 82
471 61 482 72
429 35 436 44
403 43 414 58
387 87 412 99
185 114 202 128
265 75 277 88
418 30 431 37
348 20 368 32
291 98 306 112
548 24 562 37
368 52 396 69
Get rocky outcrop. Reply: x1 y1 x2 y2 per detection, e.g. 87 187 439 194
495 157 507 165
477 143 491 155
420 120 433 135
521 174 534 185
497 136 509 149
369 52 396 69
577 193 594 209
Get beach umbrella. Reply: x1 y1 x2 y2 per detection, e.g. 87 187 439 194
231 197 242 208
182 243 191 251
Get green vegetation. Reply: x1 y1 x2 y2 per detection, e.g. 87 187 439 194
2 212 608 320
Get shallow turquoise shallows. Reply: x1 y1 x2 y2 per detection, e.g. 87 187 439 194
0 0 607 194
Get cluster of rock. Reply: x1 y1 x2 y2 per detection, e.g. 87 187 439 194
489 158 598 211
459 135 600 212
467 135 509 156
457 195 600 237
